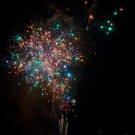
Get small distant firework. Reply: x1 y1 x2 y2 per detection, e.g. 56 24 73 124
85 1 124 34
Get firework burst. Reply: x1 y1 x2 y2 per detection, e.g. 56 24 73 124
6 14 82 113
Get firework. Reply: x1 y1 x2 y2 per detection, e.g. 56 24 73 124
4 1 124 134
6 14 82 113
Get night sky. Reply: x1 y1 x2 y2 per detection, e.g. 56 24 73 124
0 0 132 135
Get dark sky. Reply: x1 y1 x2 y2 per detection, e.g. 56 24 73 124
0 0 132 135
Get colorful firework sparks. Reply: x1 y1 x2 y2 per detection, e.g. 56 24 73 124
6 14 82 113
85 1 124 34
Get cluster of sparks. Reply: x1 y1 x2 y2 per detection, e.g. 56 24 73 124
6 18 82 113
99 8 124 34
85 0 124 34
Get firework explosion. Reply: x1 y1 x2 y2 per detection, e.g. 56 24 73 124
6 14 82 113
5 4 124 114
3 1 125 134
